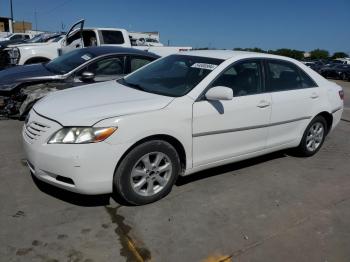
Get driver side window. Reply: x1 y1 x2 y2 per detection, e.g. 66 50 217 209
79 56 125 80
211 60 262 96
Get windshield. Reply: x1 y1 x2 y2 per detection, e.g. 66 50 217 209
26 34 44 43
120 55 223 97
45 49 96 74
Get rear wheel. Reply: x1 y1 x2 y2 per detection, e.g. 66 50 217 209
113 140 180 205
294 116 327 157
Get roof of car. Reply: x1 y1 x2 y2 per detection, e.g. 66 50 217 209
78 46 160 58
181 50 291 61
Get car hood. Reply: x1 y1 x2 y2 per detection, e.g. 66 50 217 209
0 64 56 88
34 81 175 126
8 41 60 48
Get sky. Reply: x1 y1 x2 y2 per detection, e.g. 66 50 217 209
0 0 349 54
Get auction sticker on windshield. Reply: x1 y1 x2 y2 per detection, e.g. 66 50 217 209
191 63 218 70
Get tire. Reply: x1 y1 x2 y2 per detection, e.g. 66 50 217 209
295 116 327 157
113 140 181 205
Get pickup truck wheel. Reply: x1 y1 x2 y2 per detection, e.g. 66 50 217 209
295 116 327 157
24 57 50 65
113 140 180 205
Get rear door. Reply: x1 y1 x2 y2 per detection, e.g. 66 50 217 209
264 59 321 148
126 55 157 74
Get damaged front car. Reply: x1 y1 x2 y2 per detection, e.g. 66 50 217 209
0 46 159 119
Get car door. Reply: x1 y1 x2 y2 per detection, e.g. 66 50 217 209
74 55 127 83
192 59 272 167
264 59 321 148
60 19 85 55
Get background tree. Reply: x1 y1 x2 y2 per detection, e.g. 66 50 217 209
269 49 304 60
233 47 266 53
309 49 329 59
331 52 349 59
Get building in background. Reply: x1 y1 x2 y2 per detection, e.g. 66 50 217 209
0 16 32 36
0 17 12 34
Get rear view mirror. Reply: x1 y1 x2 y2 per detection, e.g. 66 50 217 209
80 71 95 82
205 86 233 101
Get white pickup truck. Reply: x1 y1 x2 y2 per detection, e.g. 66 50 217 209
5 20 191 66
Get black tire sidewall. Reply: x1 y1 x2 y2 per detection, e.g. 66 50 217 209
113 140 181 205
299 116 327 157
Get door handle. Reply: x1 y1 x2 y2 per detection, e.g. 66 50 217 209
257 100 271 108
310 93 319 99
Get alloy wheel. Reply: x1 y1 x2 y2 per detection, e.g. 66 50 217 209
306 122 324 152
130 152 172 197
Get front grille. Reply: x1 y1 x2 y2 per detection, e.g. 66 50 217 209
0 49 10 70
24 121 51 141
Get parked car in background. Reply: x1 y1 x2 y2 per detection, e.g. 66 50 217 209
0 33 33 42
0 46 159 118
23 51 343 205
0 33 64 70
320 64 350 81
3 19 191 68
303 60 324 73
136 38 164 47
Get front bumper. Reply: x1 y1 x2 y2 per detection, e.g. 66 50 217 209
22 110 127 194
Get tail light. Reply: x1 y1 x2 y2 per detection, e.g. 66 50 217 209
339 90 344 100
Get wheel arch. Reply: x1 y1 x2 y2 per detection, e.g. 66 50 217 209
114 134 187 175
315 111 333 134
24 57 51 65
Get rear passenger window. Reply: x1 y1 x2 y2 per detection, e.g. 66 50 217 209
130 57 153 72
211 61 262 96
266 60 316 92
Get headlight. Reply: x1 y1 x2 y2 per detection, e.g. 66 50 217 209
5 47 20 65
48 127 117 144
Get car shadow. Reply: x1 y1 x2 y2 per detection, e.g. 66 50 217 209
31 174 112 207
176 150 287 186
31 150 288 206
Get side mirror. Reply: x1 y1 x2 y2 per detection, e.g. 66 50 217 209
80 71 95 82
205 86 233 101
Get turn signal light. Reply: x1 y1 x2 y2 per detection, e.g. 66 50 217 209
339 90 344 100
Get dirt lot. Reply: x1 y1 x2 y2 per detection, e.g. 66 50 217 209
1 81 350 262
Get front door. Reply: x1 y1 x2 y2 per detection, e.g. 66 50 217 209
192 60 272 167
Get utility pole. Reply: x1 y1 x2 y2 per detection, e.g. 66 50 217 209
34 10 38 31
9 0 14 33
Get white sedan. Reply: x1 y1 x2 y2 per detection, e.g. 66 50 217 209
23 50 344 205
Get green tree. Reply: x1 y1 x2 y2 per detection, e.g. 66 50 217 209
309 49 329 59
233 47 266 53
269 49 304 60
332 52 349 59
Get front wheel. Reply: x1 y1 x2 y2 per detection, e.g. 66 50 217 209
294 116 327 157
113 140 181 205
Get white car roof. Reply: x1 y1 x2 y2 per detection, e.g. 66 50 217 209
181 50 293 62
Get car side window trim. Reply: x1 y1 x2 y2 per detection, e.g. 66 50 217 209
263 58 318 94
195 58 265 102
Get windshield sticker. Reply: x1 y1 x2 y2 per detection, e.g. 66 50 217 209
191 63 218 70
81 54 92 61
